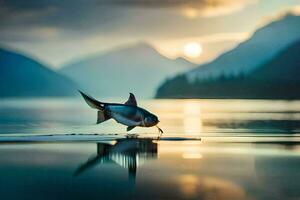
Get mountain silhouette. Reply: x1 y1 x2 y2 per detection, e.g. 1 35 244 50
156 26 300 99
249 40 300 82
186 14 300 81
0 47 77 97
60 42 194 98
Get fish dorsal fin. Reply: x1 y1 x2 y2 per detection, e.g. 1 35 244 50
125 93 137 106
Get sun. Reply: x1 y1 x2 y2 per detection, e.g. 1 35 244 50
183 42 203 58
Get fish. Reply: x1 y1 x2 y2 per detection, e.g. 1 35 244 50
79 91 163 135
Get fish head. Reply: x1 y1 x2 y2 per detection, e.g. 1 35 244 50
144 113 159 127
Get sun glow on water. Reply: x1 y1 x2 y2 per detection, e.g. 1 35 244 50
183 101 203 135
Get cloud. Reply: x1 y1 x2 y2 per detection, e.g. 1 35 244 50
256 5 300 28
0 0 255 43
196 32 250 43
290 5 300 15
0 1 58 26
0 26 61 42
98 0 256 9
0 0 257 30
100 0 257 18
4 0 297 67
0 0 258 46
189 0 258 18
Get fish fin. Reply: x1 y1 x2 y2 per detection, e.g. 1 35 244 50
124 93 137 106
97 110 110 124
79 90 104 110
127 126 136 132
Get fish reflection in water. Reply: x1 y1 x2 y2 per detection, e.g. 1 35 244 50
74 138 157 183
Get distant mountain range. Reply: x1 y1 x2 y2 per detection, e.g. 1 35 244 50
156 14 300 99
187 14 300 81
0 47 77 97
2 14 300 99
156 39 300 99
59 42 195 97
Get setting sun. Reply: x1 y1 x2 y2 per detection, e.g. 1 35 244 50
183 42 203 58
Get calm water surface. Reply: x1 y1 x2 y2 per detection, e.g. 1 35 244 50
0 98 299 200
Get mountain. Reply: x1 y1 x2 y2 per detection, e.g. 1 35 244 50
249 40 300 82
156 14 300 99
0 47 77 97
59 42 195 98
156 39 300 99
187 14 300 81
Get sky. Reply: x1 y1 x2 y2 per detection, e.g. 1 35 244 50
0 0 300 68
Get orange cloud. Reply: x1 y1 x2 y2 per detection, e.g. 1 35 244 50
181 0 258 18
258 5 300 28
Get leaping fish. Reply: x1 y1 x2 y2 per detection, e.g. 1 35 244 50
79 91 163 136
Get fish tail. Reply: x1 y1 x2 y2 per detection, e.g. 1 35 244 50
78 90 111 124
78 90 104 110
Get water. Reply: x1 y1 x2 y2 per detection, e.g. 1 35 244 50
0 98 299 200
1 98 300 136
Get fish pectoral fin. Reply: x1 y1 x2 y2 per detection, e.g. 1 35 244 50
127 126 136 132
